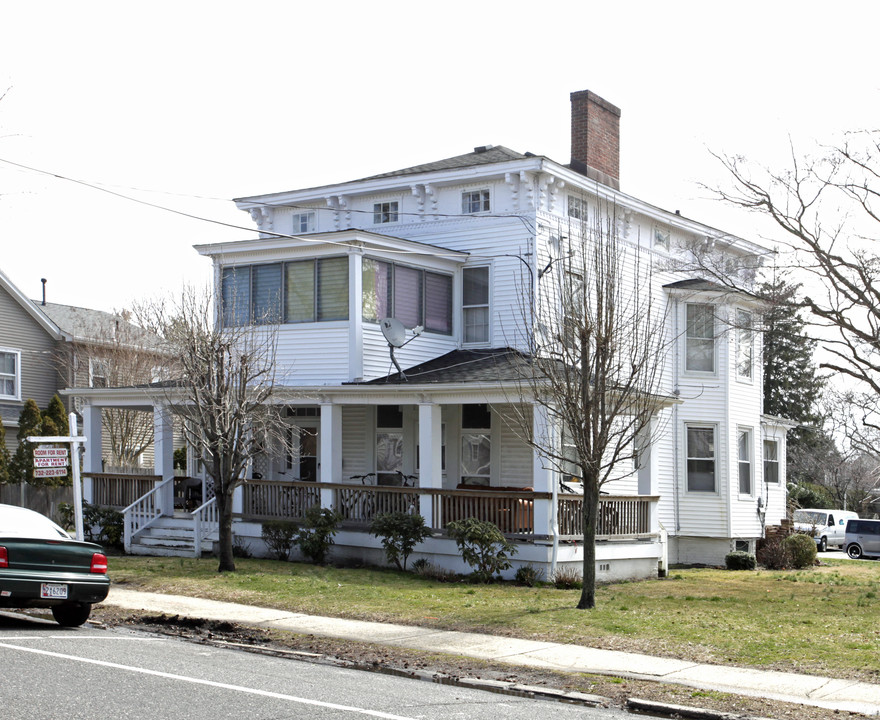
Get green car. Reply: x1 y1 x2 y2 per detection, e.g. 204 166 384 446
0 503 110 626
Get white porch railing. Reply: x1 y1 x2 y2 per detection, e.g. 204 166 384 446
557 494 659 540
192 496 219 557
122 477 174 553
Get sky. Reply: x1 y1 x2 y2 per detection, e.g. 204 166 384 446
1 1 877 313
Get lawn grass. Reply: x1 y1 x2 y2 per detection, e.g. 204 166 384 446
107 556 880 679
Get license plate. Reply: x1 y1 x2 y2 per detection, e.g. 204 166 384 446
40 583 68 599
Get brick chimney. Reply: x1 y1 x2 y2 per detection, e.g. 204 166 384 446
570 90 621 189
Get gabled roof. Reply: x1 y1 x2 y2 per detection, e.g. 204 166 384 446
357 146 531 181
0 268 67 340
356 348 532 385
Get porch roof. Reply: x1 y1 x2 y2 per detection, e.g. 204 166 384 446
352 348 532 385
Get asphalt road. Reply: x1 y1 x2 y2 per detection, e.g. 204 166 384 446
0 612 630 720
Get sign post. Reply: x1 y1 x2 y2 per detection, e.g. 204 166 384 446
28 413 87 541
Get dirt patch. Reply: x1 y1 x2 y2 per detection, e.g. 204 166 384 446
91 606 869 720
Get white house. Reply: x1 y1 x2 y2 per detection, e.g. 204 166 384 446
75 90 790 577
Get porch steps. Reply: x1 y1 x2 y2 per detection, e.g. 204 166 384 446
129 515 202 558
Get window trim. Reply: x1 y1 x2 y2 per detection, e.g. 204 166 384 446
0 348 21 401
684 303 716 375
685 423 717 493
373 201 399 224
462 265 491 345
89 358 110 388
292 211 316 234
735 308 754 381
567 195 586 220
763 438 780 484
738 427 753 496
653 224 671 250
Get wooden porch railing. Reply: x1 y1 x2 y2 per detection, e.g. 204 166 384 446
241 480 321 521
557 494 658 540
85 473 160 508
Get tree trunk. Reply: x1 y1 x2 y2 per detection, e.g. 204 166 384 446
216 485 236 572
577 478 599 609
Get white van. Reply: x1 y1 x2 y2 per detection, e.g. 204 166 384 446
844 519 880 559
792 508 859 551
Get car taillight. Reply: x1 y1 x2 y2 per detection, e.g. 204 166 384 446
90 553 108 574
0 546 6 568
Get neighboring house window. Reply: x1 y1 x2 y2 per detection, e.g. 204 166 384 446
222 260 349 326
764 439 779 484
736 309 753 379
376 405 404 486
685 303 715 373
89 359 110 388
738 429 752 494
286 258 349 323
292 211 316 233
568 195 586 220
373 201 398 224
0 350 20 399
686 425 715 492
462 190 490 214
461 403 491 485
462 266 490 343
362 259 452 334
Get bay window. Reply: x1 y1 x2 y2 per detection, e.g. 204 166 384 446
462 266 490 343
764 439 779 484
686 425 715 492
685 303 715 373
738 429 752 495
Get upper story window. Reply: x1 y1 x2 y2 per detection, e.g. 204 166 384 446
0 350 20 400
89 359 110 388
568 195 586 220
373 201 399 224
764 439 779 483
221 258 349 326
362 259 452 334
738 428 752 495
292 211 316 233
462 190 490 214
653 225 671 250
462 266 490 344
686 425 715 492
736 309 753 379
685 303 715 373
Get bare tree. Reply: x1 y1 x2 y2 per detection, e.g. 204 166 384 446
511 198 670 609
136 287 282 572
714 133 880 447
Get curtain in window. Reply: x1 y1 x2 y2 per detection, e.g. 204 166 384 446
424 272 452 334
252 264 282 324
362 259 391 322
221 267 251 326
394 265 422 328
286 261 315 323
317 257 349 321
0 352 16 396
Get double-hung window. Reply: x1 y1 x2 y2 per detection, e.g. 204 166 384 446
685 303 715 373
736 309 753 379
764 439 779 484
0 350 20 399
362 259 452 334
686 425 715 492
462 266 490 344
90 359 110 388
373 201 398 224
738 429 752 494
462 190 490 214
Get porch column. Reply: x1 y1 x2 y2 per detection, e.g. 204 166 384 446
418 403 442 528
81 403 103 504
154 405 175 516
637 413 660 533
532 403 555 538
320 403 342 509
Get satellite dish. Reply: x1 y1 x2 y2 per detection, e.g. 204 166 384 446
380 318 406 348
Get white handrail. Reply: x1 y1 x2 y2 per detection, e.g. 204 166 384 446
191 496 218 557
123 477 174 553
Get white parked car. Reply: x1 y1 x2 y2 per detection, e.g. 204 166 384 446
792 508 859 552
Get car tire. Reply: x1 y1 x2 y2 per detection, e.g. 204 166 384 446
51 602 92 627
847 544 864 560
819 537 827 552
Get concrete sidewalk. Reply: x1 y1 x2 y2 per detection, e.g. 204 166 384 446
104 587 880 716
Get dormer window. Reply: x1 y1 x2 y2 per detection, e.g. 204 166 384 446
373 202 398 224
462 190 490 214
292 211 316 233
